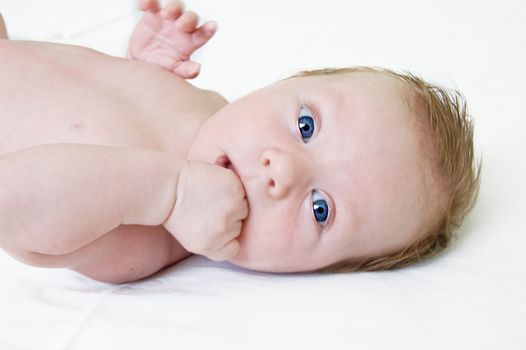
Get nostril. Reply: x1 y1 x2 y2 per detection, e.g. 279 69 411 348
261 157 270 166
268 179 275 187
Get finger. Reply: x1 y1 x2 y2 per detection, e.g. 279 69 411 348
226 220 243 240
174 10 199 33
173 61 201 79
192 21 217 48
207 240 240 262
144 52 176 71
139 0 160 12
232 199 249 222
238 199 249 220
160 0 185 19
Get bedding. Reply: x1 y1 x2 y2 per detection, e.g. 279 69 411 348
0 0 525 349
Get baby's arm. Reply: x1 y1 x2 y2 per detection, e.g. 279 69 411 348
0 144 180 256
128 0 217 79
0 144 247 269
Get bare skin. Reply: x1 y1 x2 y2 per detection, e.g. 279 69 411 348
0 1 229 283
0 14 7 39
0 1 432 283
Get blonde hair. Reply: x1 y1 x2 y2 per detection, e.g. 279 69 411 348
286 66 481 272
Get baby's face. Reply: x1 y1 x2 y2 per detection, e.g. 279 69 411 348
187 72 431 272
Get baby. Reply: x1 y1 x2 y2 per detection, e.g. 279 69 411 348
0 0 480 283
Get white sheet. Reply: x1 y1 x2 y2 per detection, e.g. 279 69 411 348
1 0 525 349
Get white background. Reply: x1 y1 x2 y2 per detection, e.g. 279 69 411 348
0 1 525 349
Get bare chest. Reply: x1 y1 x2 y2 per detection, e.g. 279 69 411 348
0 41 225 159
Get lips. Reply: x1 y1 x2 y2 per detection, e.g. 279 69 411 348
215 154 250 229
215 154 240 178
215 154 230 168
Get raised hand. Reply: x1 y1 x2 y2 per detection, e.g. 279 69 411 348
128 0 217 79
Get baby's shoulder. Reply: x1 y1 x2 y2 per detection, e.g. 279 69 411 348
202 89 228 112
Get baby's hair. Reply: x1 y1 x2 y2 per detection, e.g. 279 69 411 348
286 66 481 272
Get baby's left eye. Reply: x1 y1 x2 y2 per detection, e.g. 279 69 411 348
298 106 315 143
312 190 330 227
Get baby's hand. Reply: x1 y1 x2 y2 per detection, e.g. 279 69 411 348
128 0 217 79
163 160 248 261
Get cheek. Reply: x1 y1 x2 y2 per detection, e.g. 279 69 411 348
234 205 298 264
236 199 316 261
239 210 295 252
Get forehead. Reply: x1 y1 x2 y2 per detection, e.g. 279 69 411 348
291 72 416 157
293 71 408 103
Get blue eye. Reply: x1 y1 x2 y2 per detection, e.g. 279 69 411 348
312 190 329 226
298 106 315 142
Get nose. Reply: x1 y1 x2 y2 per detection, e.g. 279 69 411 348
260 148 308 198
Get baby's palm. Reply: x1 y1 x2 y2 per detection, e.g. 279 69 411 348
129 0 217 79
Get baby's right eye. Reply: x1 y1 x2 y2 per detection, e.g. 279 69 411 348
297 106 315 143
312 190 330 227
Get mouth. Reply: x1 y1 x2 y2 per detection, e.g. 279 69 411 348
215 154 230 168
215 154 240 178
215 154 248 208
215 154 250 232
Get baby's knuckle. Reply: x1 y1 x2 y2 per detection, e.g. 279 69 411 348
232 220 242 234
200 239 218 255
213 216 230 234
235 199 247 216
184 240 203 255
224 173 241 191
223 199 239 217
230 240 240 257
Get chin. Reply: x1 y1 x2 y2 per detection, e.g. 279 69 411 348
228 250 313 273
228 259 284 273
227 248 271 272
